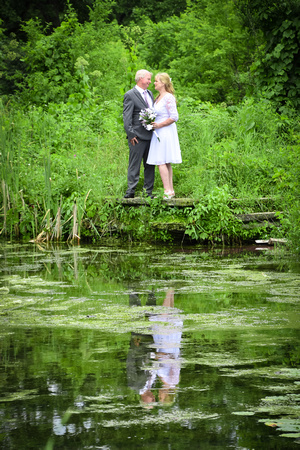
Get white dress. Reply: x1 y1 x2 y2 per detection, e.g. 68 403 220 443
147 93 182 165
149 312 183 388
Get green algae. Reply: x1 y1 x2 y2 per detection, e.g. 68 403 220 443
100 411 219 428
221 367 300 379
0 243 299 449
257 394 300 415
0 389 39 402
260 411 300 440
184 353 269 368
228 366 300 440
0 297 291 333
70 395 220 425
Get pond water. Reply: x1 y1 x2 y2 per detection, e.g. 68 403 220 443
0 242 299 449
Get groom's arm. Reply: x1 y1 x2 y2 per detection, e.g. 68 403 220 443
123 93 137 141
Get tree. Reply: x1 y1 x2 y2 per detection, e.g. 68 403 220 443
139 0 256 103
112 0 187 25
0 20 24 95
14 7 127 104
234 0 300 109
0 0 186 36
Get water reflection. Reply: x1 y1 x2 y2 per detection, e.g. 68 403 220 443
127 289 183 407
1 244 300 449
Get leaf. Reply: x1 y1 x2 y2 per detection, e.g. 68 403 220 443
246 121 255 131
280 433 300 438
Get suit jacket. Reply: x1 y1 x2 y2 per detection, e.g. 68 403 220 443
123 87 154 141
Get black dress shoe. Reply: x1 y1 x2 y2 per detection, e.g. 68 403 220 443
124 193 134 199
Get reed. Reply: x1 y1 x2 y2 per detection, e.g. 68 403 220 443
0 96 298 249
1 180 7 235
53 206 62 241
70 202 79 244
68 190 91 243
0 103 21 236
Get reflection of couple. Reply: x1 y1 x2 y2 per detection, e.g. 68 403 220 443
127 289 183 406
123 69 182 200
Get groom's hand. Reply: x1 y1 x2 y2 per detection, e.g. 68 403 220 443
130 136 138 146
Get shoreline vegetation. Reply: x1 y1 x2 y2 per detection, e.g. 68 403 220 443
0 1 299 252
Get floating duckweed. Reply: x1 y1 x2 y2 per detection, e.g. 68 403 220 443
101 411 219 428
0 244 299 448
259 418 300 438
0 389 39 402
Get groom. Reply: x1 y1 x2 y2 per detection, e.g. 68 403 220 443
123 69 155 199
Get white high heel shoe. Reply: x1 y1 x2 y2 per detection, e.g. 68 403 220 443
163 191 175 199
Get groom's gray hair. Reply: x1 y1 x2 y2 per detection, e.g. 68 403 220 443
135 69 152 83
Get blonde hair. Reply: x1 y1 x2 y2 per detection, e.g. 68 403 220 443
156 73 175 95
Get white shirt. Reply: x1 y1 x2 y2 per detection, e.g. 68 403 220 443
135 85 152 107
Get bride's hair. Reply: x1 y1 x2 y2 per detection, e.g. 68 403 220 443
156 73 175 96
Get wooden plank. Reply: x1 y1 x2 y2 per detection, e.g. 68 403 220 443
151 220 279 233
230 197 278 203
151 222 186 231
268 238 288 245
120 197 152 206
120 197 195 207
110 198 282 231
118 197 280 209
241 221 280 229
236 212 280 222
255 238 288 245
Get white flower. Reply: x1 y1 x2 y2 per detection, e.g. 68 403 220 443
139 107 160 141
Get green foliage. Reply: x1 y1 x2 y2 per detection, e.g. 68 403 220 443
1 94 298 247
0 0 102 36
185 185 242 244
139 0 256 103
109 197 176 242
235 0 300 109
0 20 24 96
16 10 126 104
1 0 299 109
177 98 290 200
0 0 299 249
88 0 116 25
119 25 143 95
112 0 187 25
271 125 300 252
0 93 127 240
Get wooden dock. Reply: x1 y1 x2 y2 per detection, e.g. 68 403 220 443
119 197 280 224
120 197 194 207
100 196 285 241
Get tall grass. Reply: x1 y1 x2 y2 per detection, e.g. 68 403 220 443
177 99 289 200
0 97 298 248
0 102 21 237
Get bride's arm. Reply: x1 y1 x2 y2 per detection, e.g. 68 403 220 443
152 118 174 129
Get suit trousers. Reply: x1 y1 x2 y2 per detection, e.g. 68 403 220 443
126 138 155 196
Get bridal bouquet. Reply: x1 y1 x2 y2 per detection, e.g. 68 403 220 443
139 108 160 141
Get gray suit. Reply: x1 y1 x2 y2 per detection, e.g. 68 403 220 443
123 87 155 196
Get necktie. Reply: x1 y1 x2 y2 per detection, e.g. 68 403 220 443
143 90 150 107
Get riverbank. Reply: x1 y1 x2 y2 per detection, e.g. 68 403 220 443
0 98 298 250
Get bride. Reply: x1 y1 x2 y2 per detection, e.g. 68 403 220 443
146 73 182 199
